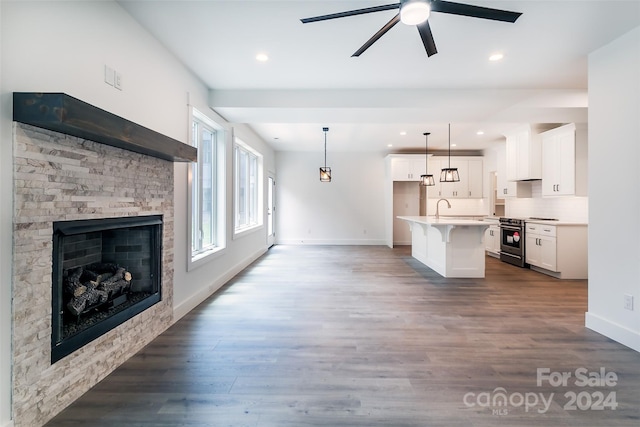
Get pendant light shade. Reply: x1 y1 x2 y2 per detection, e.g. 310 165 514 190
419 131 435 186
440 123 460 183
319 127 331 182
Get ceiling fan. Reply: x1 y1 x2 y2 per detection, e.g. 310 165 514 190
300 0 522 57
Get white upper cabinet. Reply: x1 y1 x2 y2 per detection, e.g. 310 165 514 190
427 156 483 199
540 123 587 197
496 143 531 198
390 155 427 181
505 125 542 181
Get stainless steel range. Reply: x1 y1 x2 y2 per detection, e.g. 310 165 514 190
499 217 527 267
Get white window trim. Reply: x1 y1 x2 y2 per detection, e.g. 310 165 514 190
233 137 264 239
187 108 226 271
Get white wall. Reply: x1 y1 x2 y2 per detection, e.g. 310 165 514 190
276 151 386 244
173 121 275 319
0 1 274 422
586 26 640 351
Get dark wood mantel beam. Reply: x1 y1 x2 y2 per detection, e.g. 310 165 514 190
13 92 197 162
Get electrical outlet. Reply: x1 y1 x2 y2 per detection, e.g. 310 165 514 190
624 294 634 311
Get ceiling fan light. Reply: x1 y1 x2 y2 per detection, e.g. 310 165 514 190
400 1 430 25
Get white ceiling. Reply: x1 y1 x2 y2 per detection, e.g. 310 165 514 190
118 0 640 152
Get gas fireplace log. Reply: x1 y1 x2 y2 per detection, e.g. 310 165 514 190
99 267 126 285
93 272 113 285
66 284 108 316
64 267 84 295
99 279 131 296
97 267 131 296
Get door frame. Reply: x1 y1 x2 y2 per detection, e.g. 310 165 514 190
267 173 276 247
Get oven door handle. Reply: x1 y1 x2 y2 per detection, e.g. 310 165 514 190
500 251 521 259
500 225 522 231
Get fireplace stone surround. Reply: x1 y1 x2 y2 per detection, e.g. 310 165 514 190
11 115 179 426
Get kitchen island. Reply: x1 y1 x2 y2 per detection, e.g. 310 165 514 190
397 216 490 278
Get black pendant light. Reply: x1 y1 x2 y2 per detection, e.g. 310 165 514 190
319 127 331 182
440 123 460 182
419 132 435 186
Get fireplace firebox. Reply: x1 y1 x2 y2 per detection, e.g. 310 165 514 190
51 215 162 362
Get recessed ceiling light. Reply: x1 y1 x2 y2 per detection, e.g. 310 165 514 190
256 53 269 62
399 131 407 136
388 144 393 147
476 130 485 135
451 144 457 147
489 53 504 61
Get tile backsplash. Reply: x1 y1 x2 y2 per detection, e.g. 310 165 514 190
506 181 588 222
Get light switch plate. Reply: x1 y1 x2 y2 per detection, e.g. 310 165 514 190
114 72 122 90
624 294 634 311
104 65 115 86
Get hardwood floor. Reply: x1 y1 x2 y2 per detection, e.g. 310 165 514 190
45 245 640 426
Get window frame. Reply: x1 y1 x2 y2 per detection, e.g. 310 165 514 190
233 138 263 238
187 108 226 271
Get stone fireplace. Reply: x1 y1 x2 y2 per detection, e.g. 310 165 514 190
51 215 163 363
11 93 196 427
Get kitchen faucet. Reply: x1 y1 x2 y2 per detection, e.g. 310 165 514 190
435 198 451 219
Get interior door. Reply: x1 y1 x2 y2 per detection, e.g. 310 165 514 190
267 175 275 247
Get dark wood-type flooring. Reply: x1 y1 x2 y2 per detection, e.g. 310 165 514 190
46 245 640 426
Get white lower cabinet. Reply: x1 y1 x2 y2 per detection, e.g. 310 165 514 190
484 224 500 257
525 225 557 271
525 222 587 279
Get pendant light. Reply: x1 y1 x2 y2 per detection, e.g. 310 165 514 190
419 132 435 186
440 123 460 182
319 127 331 182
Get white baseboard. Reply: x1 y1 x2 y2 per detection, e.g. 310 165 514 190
585 312 640 352
172 247 267 322
275 239 386 245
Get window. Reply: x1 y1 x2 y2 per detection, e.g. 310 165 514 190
189 109 225 268
234 140 262 234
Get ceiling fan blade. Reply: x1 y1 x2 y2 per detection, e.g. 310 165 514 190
416 20 437 56
352 14 401 57
301 3 400 24
431 0 522 23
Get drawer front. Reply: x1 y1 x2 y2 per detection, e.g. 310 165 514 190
526 223 557 237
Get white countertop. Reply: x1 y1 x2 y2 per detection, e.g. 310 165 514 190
525 219 588 226
397 216 489 226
